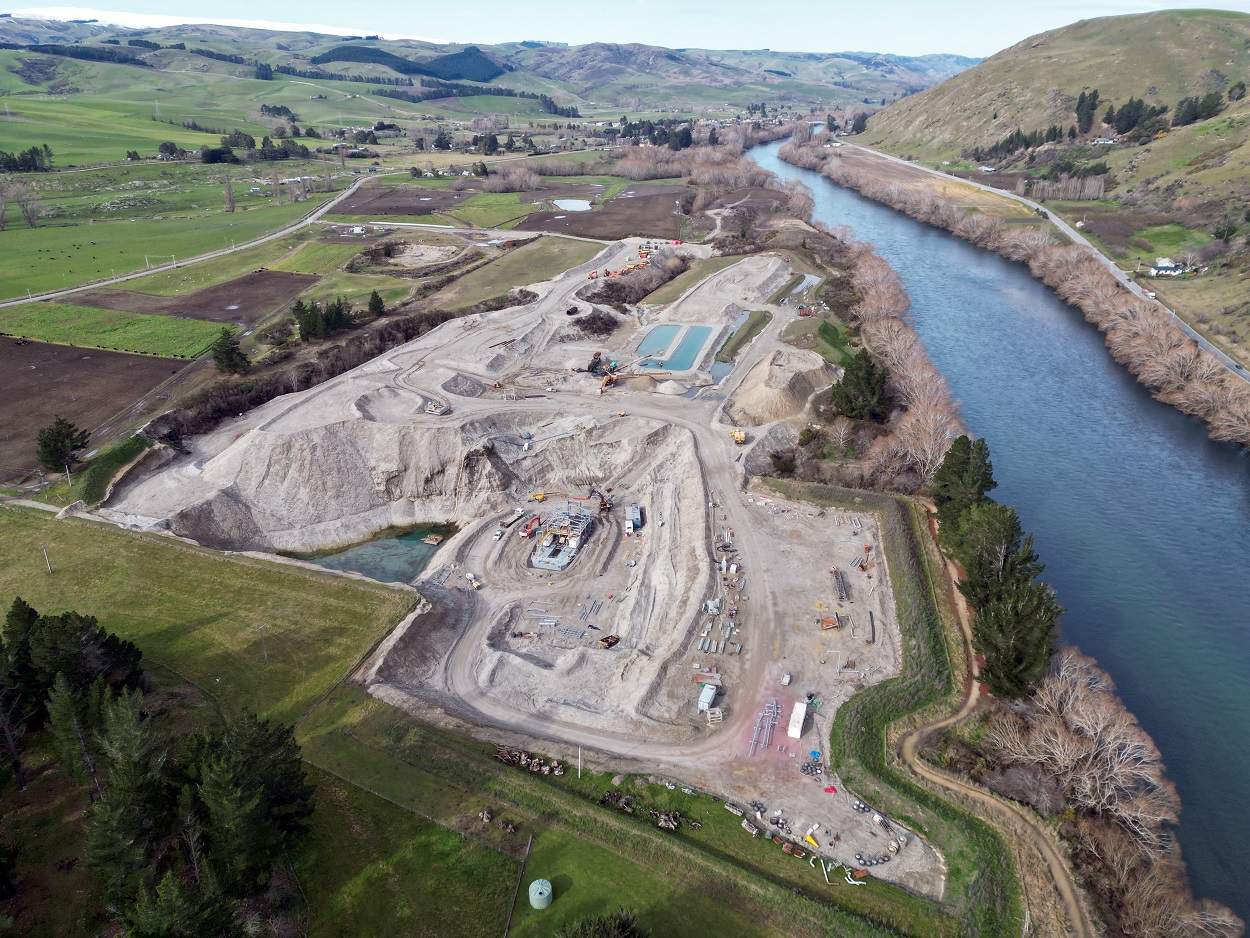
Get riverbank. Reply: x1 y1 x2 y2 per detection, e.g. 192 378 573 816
778 136 1250 452
756 137 1250 929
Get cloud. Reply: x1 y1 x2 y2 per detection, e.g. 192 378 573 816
10 6 448 42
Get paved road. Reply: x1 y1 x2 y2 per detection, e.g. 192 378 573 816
0 174 378 310
845 143 1250 384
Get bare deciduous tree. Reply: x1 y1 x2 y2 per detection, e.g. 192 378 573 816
9 182 41 229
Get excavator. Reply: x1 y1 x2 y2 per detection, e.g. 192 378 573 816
529 492 567 502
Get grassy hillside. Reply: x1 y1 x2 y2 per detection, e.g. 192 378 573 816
859 9 1250 159
856 9 1250 362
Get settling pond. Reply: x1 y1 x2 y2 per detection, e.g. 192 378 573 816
290 524 455 584
637 325 713 371
755 139 1250 918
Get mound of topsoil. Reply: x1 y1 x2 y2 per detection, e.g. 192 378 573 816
727 349 835 427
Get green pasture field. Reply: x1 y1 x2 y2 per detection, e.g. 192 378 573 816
434 236 600 309
298 689 788 938
110 231 317 295
0 507 414 724
443 191 541 228
0 197 332 299
0 302 221 357
299 269 413 307
295 769 518 938
268 241 363 275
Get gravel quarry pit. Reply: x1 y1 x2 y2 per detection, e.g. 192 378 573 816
101 236 939 896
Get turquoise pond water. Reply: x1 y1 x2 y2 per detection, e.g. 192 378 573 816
290 525 453 583
553 199 592 211
642 325 713 371
636 324 680 358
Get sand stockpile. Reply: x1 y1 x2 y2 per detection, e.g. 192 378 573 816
726 348 836 426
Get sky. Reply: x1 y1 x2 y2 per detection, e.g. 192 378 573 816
12 1 1250 56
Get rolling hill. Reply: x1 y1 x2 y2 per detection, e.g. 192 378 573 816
854 9 1250 366
857 9 1250 159
0 16 977 116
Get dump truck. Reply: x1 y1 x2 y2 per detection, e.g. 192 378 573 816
598 635 620 649
731 429 747 444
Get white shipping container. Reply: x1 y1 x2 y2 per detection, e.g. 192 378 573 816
787 701 807 739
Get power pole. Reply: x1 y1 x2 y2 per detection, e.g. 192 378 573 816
40 546 52 574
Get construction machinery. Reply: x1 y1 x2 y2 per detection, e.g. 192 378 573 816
731 429 747 445
530 492 567 502
586 270 599 280
519 515 542 538
425 399 451 415
598 635 620 649
598 371 671 394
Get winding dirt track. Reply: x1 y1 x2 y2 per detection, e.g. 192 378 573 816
897 531 1096 938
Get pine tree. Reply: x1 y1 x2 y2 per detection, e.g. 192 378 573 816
367 290 385 316
223 714 314 846
973 574 1060 697
48 674 88 784
929 436 996 531
199 752 271 896
2 598 39 685
129 870 234 938
209 327 249 374
828 348 891 421
36 415 90 471
85 790 150 909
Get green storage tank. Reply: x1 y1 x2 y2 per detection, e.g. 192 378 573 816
528 878 553 910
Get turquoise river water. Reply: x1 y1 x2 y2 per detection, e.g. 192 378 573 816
755 140 1250 918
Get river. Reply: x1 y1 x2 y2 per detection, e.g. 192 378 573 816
754 140 1250 918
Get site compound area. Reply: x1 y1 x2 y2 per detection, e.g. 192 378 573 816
105 235 942 895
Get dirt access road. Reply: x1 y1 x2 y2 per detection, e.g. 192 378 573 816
894 527 1096 938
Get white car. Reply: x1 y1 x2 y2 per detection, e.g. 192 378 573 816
493 530 504 540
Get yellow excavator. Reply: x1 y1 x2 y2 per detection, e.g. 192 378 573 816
530 492 567 502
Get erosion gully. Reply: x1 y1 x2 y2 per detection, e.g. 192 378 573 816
754 139 1250 919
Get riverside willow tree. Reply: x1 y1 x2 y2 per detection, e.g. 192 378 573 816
930 441 1060 696
829 348 891 421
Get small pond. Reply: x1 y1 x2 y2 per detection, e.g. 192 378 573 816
289 523 456 584
553 199 592 211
